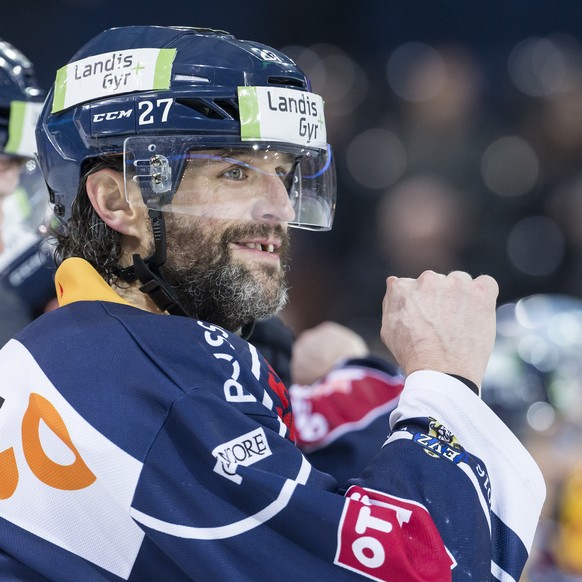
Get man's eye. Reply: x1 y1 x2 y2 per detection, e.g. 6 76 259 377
278 167 295 188
222 167 246 181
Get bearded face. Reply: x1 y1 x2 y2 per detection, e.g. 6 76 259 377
159 212 291 332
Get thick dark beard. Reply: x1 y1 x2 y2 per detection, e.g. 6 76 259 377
159 215 291 332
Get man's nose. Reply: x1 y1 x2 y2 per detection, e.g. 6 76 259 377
251 173 296 223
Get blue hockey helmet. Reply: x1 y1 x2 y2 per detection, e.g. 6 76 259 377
36 26 336 231
0 38 44 158
0 38 54 313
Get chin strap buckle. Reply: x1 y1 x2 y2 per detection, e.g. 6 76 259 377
132 253 188 317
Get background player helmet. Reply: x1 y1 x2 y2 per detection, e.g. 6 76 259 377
484 295 582 578
0 38 53 314
36 26 336 230
0 38 44 158
482 294 582 437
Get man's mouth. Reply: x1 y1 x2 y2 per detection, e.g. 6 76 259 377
234 240 280 255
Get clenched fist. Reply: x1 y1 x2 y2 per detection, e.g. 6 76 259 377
381 270 499 389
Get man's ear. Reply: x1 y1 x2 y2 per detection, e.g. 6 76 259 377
86 168 145 236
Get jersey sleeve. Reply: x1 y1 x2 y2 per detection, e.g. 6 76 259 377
129 369 545 581
382 371 546 581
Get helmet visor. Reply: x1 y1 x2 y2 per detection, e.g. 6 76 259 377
123 136 336 230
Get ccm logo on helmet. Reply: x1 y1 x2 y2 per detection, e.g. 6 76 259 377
93 99 173 125
93 109 132 123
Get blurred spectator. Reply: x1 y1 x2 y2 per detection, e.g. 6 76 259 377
388 43 491 189
281 36 582 345
374 175 472 276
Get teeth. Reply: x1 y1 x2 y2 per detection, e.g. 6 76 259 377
242 242 276 253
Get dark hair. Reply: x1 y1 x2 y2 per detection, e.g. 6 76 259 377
51 156 125 284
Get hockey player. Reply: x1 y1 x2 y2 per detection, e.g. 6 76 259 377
0 38 54 346
0 26 544 581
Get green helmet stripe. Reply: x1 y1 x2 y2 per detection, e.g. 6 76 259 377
153 48 177 89
238 87 261 140
4 101 26 153
52 65 68 113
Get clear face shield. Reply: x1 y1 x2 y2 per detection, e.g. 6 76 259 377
123 137 335 230
122 86 336 230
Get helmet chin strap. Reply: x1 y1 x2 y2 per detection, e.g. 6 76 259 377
117 209 256 339
117 209 189 317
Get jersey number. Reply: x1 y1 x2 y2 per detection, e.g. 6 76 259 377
137 98 173 125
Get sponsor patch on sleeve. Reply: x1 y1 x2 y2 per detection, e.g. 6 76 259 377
412 418 467 463
212 427 272 484
335 486 455 581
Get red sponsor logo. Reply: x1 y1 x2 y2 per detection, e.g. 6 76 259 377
335 486 455 582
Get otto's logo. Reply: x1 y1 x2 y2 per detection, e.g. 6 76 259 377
335 486 455 581
212 427 272 484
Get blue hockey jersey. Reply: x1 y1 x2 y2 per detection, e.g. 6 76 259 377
0 258 545 581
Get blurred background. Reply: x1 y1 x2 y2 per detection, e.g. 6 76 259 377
4 1 582 578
